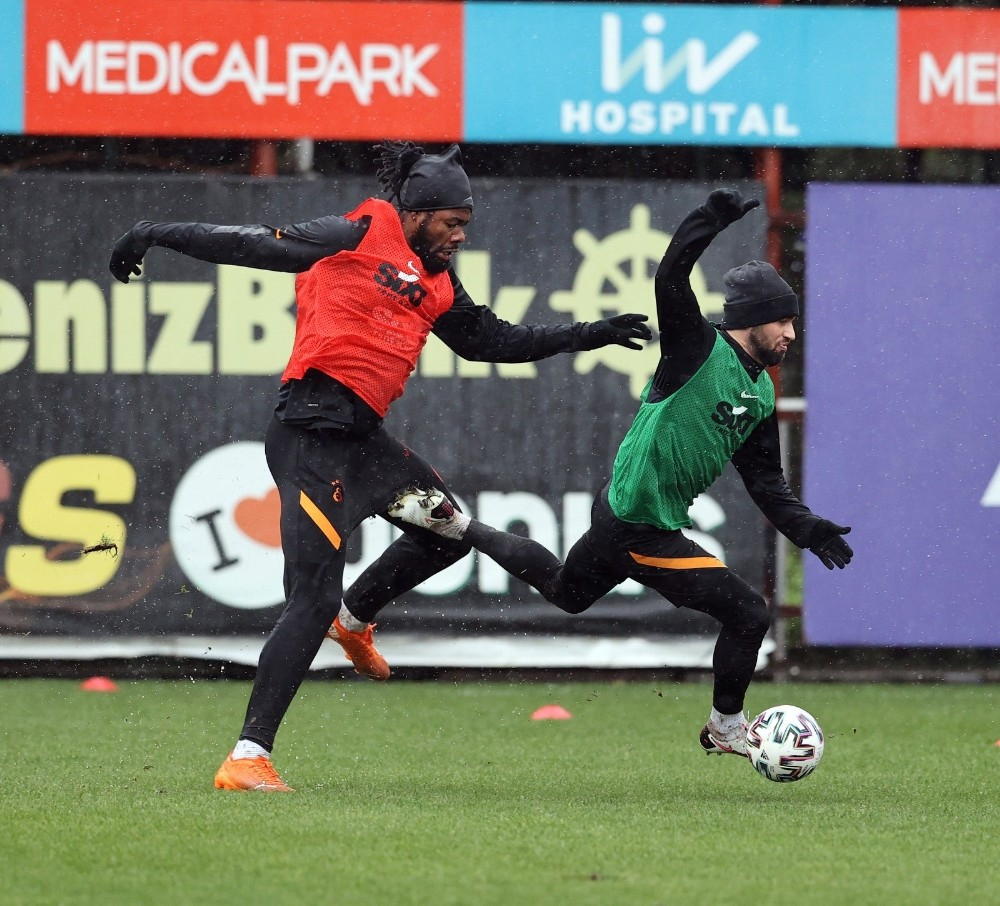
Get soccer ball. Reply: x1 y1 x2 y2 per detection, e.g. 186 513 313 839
745 705 825 783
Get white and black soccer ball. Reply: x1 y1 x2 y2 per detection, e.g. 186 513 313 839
745 705 825 783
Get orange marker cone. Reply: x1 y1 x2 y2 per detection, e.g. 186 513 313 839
531 704 572 720
80 676 118 692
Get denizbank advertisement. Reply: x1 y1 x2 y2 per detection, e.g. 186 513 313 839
0 174 773 667
1 1 1000 147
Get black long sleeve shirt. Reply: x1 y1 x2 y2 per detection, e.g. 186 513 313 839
135 210 616 433
647 201 820 549
134 213 599 363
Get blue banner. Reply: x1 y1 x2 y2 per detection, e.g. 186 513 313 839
0 0 24 133
464 3 896 146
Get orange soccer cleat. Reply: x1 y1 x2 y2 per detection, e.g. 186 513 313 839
326 616 391 681
214 753 293 792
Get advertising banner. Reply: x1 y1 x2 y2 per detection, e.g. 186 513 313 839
8 1 1000 148
0 0 24 134
0 173 772 666
23 0 463 139
898 8 1000 149
464 3 896 146
804 183 1000 647
0 0 903 148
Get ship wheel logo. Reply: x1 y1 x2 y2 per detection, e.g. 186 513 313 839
549 204 725 398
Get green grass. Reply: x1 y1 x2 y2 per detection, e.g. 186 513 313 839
1 679 997 905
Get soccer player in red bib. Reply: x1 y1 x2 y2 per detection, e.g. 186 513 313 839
109 143 651 792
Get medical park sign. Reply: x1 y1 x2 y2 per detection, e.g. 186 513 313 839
0 1 998 147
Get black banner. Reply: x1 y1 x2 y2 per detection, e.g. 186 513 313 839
0 173 768 660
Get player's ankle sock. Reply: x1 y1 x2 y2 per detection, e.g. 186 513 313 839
337 603 367 633
232 739 271 760
710 707 745 732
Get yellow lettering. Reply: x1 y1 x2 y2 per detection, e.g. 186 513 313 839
217 265 295 375
34 280 107 373
147 282 213 374
419 333 455 377
0 279 30 373
5 455 136 596
111 280 146 373
16 259 546 379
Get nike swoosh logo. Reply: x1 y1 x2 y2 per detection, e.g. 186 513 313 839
740 391 759 399
397 261 421 284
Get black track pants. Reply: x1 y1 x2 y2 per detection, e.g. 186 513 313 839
239 416 470 750
463 489 770 716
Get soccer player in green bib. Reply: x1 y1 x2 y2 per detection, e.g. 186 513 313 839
387 189 854 758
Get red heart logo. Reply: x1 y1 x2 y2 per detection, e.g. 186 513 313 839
234 488 281 548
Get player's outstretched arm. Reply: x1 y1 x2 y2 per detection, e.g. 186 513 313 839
432 276 651 362
109 225 152 283
653 189 760 348
806 519 853 570
654 188 760 290
577 313 652 351
702 188 760 228
109 215 363 283
733 419 851 565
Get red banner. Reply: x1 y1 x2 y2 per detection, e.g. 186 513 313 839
24 0 463 139
898 8 1000 148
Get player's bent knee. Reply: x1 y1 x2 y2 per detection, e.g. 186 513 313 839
542 574 595 614
548 596 590 614
720 589 770 641
741 595 771 640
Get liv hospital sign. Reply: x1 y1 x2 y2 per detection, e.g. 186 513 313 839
465 4 895 146
0 1 998 147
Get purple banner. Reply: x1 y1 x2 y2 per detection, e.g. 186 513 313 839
804 183 1000 646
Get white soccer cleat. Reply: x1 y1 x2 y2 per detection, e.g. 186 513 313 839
699 717 749 757
388 487 467 539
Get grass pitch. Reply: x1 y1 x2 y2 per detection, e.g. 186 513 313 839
1 678 996 905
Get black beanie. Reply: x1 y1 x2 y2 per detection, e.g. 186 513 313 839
399 144 474 212
720 261 799 329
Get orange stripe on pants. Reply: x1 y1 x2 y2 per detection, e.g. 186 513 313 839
629 551 725 569
299 490 342 550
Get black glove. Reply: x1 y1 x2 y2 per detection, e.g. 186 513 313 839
584 313 652 351
807 519 853 570
109 225 152 283
704 189 760 227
